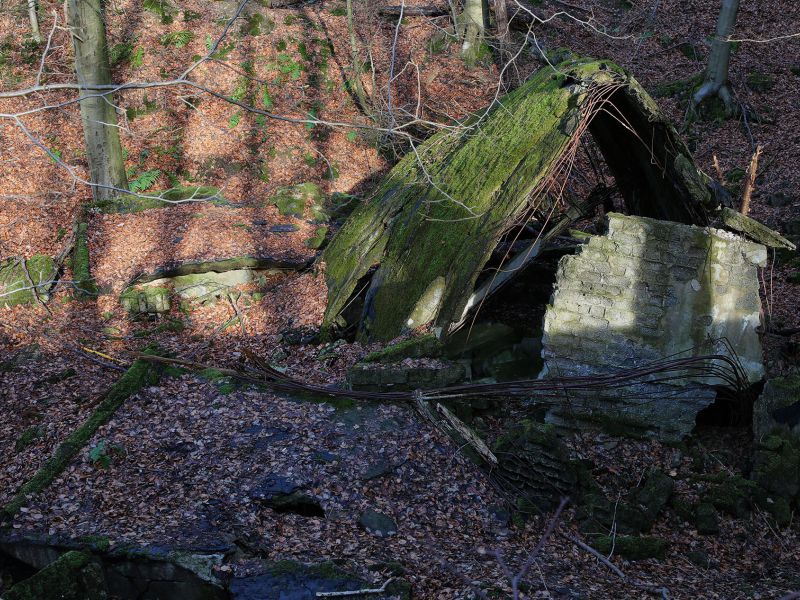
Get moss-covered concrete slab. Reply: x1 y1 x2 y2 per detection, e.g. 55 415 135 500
321 56 712 342
89 186 224 213
0 255 56 308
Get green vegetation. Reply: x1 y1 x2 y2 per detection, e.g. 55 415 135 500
160 31 194 48
3 551 98 600
1 352 161 520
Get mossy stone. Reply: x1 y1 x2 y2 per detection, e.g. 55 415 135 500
695 502 720 534
4 551 105 600
358 509 397 537
0 255 55 307
706 474 760 518
120 285 170 314
685 550 713 569
362 334 443 363
751 433 800 503
634 470 674 523
271 182 322 217
14 426 43 453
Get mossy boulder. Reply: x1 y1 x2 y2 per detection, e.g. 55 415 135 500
751 433 800 507
694 502 720 535
305 226 329 249
270 182 323 218
753 376 800 441
633 470 674 523
347 360 466 391
3 551 106 600
0 255 55 307
706 474 762 518
746 71 776 92
591 535 667 560
120 285 170 314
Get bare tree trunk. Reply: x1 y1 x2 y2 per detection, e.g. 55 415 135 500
460 0 487 65
346 0 373 118
493 0 509 47
693 0 740 111
27 0 42 43
67 0 127 202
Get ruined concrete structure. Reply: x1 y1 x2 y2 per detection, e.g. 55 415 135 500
541 213 766 440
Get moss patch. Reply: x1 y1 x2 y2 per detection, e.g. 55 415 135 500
362 334 443 363
0 255 56 307
270 182 323 217
3 551 99 600
71 222 97 297
89 186 223 213
1 352 161 520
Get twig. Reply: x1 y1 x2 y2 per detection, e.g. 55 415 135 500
19 258 53 315
316 577 395 597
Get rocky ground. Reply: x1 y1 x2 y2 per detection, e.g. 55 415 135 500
1 0 800 598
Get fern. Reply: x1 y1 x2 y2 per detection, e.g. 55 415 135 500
110 41 134 67
228 112 241 129
131 47 144 69
128 169 161 193
230 77 248 102
161 31 194 48
143 0 176 23
261 85 273 109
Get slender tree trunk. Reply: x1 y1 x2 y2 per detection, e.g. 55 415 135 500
693 0 740 110
67 0 127 202
493 0 509 47
345 0 373 117
460 0 487 65
27 0 41 42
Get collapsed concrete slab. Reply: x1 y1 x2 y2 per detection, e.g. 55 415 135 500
541 213 766 441
320 56 714 343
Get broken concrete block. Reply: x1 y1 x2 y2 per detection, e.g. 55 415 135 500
541 213 765 441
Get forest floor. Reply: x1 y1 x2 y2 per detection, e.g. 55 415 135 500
1 0 800 598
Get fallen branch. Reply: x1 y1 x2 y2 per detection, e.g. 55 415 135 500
316 577 395 597
739 144 763 216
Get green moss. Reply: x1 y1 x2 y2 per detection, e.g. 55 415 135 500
362 334 443 363
78 534 111 552
120 286 170 314
4 551 94 600
305 226 329 249
270 182 322 217
694 502 720 534
591 535 667 560
752 433 800 505
90 186 223 213
1 352 161 520
653 73 702 98
706 474 760 518
0 254 56 307
746 71 776 92
321 56 710 341
72 222 97 297
15 426 43 452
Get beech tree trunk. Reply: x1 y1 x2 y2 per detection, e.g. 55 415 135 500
693 0 740 111
460 0 487 65
67 0 128 202
28 0 41 42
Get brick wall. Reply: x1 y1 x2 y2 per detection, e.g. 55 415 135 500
541 213 766 440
